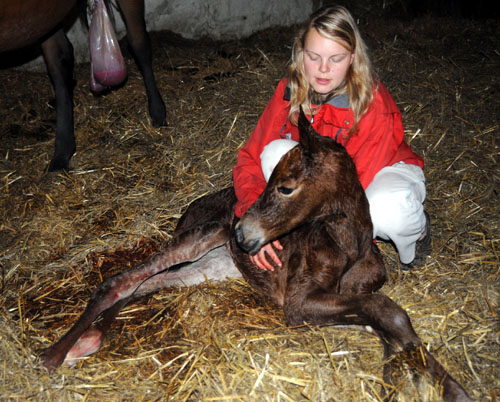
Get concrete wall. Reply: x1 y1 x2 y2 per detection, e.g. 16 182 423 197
143 0 315 40
21 0 315 69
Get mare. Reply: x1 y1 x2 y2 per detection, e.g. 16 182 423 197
0 0 166 171
40 109 471 401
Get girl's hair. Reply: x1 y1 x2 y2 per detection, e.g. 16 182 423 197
287 5 376 134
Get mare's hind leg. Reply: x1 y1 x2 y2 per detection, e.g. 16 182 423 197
117 0 166 126
284 291 471 401
41 28 75 171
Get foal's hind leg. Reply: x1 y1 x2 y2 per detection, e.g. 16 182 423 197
40 222 229 371
59 245 240 367
117 0 166 126
62 296 130 367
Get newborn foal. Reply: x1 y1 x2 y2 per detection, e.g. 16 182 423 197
41 109 471 401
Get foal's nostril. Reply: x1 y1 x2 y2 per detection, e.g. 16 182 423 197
235 224 245 245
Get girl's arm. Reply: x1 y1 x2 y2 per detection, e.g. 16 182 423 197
349 84 421 189
352 109 403 189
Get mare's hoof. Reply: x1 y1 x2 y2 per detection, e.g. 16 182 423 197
47 156 70 172
151 113 167 127
149 99 167 127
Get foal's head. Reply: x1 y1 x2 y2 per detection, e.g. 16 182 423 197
235 107 364 255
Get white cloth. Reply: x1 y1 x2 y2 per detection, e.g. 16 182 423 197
365 162 426 264
260 139 299 182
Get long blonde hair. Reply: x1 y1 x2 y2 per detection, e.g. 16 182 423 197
288 6 376 135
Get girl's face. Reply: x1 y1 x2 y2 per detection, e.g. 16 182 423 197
303 28 354 98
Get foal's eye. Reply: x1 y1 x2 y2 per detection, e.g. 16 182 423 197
277 186 294 195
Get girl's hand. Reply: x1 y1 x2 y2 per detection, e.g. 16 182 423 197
249 240 283 271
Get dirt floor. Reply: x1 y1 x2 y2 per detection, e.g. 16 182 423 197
0 2 499 401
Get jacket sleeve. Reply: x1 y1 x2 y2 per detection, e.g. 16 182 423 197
349 84 411 189
233 79 290 217
352 110 402 189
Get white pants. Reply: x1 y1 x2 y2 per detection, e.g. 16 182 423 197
365 162 426 264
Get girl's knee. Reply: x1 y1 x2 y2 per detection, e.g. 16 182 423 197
366 164 426 240
368 185 425 241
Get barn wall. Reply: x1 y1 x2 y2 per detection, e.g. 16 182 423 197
142 0 314 40
22 0 315 70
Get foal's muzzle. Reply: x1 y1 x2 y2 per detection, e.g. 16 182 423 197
234 222 264 255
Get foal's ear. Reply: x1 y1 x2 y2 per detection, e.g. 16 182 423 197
298 106 320 154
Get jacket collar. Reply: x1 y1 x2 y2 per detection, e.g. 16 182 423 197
284 83 350 108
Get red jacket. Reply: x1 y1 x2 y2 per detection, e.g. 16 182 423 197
233 78 424 217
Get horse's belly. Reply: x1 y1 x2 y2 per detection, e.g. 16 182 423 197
0 0 76 52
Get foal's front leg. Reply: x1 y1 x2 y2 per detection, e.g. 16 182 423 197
284 291 471 401
338 243 386 294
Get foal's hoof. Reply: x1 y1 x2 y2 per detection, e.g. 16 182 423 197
40 347 65 372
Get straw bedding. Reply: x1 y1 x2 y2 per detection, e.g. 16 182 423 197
0 3 498 401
